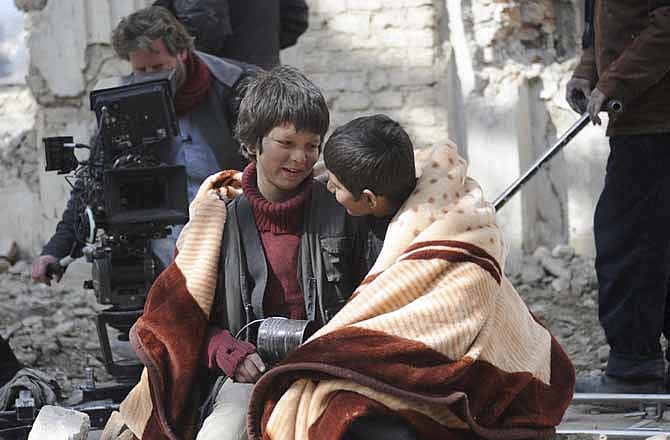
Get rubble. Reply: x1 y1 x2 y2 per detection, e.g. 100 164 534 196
28 405 90 440
0 260 112 396
505 243 606 375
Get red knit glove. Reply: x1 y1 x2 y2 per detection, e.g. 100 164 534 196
206 328 256 377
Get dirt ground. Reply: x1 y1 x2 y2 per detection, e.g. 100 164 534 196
0 244 607 399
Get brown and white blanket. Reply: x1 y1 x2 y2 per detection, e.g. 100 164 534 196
247 143 575 440
101 170 242 440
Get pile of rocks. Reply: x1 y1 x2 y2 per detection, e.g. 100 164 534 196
507 244 608 376
0 258 112 397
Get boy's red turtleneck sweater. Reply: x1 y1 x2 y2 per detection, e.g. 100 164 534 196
241 162 312 320
206 162 313 376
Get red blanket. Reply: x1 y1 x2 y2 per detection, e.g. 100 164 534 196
101 170 242 440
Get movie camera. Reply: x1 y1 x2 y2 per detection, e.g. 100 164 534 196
42 70 188 382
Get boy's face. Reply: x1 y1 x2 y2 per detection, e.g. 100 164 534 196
326 171 375 216
256 123 321 202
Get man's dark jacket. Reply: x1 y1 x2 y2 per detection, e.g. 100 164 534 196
573 0 670 135
154 0 309 69
41 52 254 259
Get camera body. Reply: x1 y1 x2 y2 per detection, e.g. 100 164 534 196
43 70 189 380
43 70 188 307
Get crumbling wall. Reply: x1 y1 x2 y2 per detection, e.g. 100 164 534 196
7 0 609 260
0 3 38 259
439 0 608 255
16 0 147 263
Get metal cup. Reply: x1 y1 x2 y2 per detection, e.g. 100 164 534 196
256 318 318 365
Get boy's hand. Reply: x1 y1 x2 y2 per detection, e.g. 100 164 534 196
233 353 266 383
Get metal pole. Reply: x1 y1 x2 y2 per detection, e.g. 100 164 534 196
556 428 670 438
493 113 590 211
573 393 670 405
493 99 623 211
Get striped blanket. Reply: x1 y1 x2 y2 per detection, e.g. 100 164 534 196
101 170 243 440
247 143 575 440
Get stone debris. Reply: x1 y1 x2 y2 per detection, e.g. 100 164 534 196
505 243 605 375
0 260 112 396
28 405 90 440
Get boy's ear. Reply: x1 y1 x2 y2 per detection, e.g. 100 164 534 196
361 189 379 209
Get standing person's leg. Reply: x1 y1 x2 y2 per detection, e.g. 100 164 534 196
0 334 22 386
197 378 254 440
578 134 670 392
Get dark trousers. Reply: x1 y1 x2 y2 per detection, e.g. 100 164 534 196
0 334 22 386
595 133 670 380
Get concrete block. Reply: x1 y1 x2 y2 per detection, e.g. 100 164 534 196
351 34 381 49
314 1 347 16
347 0 382 11
409 125 449 147
333 50 379 71
329 13 371 37
381 28 410 48
302 53 332 73
310 72 367 92
388 68 435 87
377 48 410 67
383 29 434 48
368 70 389 92
335 93 371 111
406 87 438 106
409 48 436 67
371 10 406 32
28 405 90 440
404 106 439 126
372 90 403 109
315 33 353 51
406 6 436 28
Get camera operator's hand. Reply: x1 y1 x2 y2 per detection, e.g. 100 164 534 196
31 255 62 286
233 353 266 383
565 77 592 114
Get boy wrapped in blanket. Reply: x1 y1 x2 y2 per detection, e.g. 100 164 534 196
247 115 575 440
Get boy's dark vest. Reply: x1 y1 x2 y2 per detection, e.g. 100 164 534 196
212 180 367 337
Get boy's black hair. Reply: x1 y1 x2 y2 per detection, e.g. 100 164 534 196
235 66 329 160
324 114 416 205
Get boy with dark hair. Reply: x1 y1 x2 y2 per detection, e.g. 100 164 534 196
249 133 574 440
324 114 416 219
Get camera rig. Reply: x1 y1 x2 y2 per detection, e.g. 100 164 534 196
42 70 188 384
